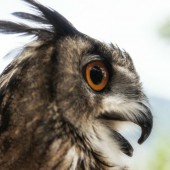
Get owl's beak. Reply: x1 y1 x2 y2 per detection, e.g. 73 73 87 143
136 111 153 144
99 108 153 144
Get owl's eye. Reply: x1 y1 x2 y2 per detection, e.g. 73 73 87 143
84 60 109 91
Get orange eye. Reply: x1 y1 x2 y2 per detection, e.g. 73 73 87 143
85 60 109 91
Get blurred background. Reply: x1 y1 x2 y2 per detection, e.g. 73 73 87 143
0 0 170 169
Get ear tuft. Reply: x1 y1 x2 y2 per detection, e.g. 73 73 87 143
0 0 79 39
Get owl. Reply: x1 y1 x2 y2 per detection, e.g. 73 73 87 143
0 0 153 170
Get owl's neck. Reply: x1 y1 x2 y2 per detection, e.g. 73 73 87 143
47 122 131 170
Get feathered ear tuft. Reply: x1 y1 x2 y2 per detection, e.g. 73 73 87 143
0 0 79 39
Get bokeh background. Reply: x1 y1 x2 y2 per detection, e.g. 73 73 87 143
0 0 170 169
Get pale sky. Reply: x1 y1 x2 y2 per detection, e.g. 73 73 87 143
0 0 170 100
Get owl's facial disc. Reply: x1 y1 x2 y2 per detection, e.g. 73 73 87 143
81 52 152 157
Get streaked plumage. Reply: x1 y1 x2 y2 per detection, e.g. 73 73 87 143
0 0 153 169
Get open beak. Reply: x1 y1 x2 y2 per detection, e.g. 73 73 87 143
99 103 153 156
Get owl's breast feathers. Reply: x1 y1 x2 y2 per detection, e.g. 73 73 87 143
0 0 152 170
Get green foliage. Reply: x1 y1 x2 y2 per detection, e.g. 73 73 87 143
148 136 170 170
159 19 170 39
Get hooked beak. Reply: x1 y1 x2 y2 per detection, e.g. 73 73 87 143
99 103 153 156
136 110 153 144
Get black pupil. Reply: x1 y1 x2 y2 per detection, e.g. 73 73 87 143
90 66 103 85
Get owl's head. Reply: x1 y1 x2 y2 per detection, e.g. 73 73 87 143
0 0 153 169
